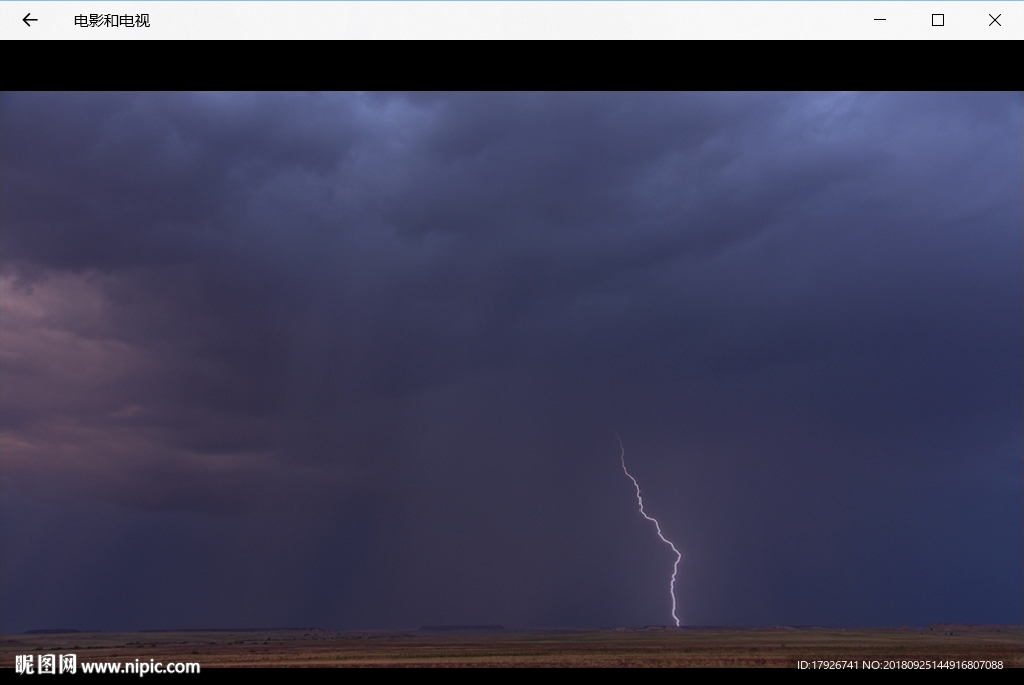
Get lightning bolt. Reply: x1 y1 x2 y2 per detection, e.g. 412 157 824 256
618 434 682 627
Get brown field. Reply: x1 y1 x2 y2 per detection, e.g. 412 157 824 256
2 625 1020 668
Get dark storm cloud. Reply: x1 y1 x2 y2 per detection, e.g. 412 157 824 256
1 93 1020 632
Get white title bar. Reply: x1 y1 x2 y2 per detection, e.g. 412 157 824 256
2 1 1019 39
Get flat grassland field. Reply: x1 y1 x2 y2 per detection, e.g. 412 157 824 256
1 626 1020 668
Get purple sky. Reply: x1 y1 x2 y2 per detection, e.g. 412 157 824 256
1 92 1020 632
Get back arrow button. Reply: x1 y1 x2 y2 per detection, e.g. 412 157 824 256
24 13 38 26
